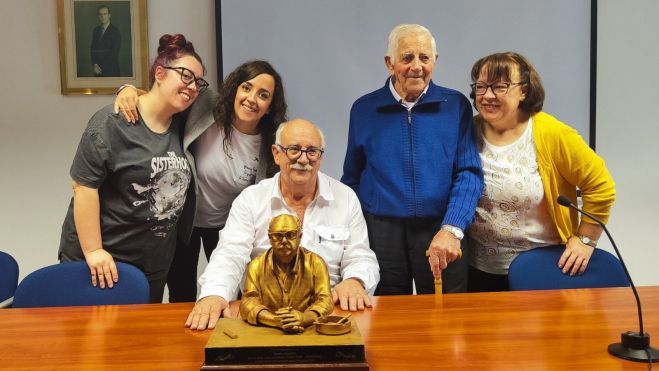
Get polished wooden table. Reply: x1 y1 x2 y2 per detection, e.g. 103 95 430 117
1 286 658 370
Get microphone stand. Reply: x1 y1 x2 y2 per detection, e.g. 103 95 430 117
558 195 658 362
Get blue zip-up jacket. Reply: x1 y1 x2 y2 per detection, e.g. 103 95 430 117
341 79 483 230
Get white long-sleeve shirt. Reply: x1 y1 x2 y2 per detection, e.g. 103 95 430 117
198 171 380 301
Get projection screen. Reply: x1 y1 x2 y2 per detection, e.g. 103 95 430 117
219 0 591 178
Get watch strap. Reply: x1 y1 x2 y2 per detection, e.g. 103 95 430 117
441 225 464 240
115 83 136 95
576 235 597 248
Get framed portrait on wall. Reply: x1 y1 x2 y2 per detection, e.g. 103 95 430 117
57 0 148 95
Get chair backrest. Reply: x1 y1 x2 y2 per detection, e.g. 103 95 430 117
12 261 149 308
0 251 19 308
508 245 630 291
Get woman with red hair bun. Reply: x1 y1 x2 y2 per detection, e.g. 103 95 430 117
59 34 207 303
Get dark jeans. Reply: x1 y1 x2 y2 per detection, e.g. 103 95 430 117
166 226 222 303
148 274 168 303
364 213 468 295
467 265 509 293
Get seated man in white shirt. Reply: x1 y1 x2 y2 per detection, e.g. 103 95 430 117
186 118 380 331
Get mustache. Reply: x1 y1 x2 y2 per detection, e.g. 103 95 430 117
290 163 313 171
276 244 295 253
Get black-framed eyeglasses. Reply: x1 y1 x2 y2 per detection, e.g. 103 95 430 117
471 82 524 96
276 144 324 161
163 66 209 92
269 230 300 242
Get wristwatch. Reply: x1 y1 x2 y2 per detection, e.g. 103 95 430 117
577 235 597 248
115 83 136 95
441 225 464 241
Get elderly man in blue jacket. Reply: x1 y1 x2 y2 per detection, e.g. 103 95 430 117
341 24 483 295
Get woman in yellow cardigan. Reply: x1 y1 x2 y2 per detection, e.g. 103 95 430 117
466 52 615 292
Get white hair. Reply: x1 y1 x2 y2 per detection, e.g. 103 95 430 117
275 120 326 148
386 24 437 63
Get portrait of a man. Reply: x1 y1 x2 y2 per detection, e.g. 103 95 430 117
91 5 121 76
74 1 133 78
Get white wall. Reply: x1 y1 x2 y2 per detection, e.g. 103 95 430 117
0 0 216 287
1 0 657 290
597 0 659 286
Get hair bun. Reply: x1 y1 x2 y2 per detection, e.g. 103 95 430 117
149 33 202 87
157 34 192 54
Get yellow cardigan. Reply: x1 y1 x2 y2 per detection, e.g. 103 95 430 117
474 111 616 243
532 112 616 243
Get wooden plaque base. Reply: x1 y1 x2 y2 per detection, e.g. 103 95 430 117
201 361 369 370
203 318 367 370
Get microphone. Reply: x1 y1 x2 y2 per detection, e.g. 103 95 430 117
557 195 658 363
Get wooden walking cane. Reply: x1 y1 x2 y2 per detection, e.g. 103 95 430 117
426 248 462 296
426 249 442 296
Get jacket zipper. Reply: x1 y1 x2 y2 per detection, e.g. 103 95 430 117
407 109 417 216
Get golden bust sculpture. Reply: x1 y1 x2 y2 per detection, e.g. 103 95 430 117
239 214 333 333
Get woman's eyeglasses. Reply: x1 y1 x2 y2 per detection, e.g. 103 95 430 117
163 66 209 92
471 82 524 96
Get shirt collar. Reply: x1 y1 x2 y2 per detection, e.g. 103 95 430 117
388 78 429 110
270 171 334 205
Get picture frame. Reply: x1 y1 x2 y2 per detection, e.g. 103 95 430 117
57 0 148 95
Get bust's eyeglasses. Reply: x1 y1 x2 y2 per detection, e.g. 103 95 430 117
163 66 209 92
471 82 524 96
269 231 300 242
276 144 324 161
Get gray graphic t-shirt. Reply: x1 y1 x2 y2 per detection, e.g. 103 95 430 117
59 105 191 278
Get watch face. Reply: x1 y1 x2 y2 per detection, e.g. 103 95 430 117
443 226 464 240
578 235 595 247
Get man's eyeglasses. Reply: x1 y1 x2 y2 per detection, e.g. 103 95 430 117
277 144 324 161
471 82 524 96
269 230 300 242
163 66 209 92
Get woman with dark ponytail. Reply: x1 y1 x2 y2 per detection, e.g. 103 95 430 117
59 34 207 303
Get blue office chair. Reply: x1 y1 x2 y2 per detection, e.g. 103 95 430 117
508 245 630 291
12 261 149 308
0 251 19 308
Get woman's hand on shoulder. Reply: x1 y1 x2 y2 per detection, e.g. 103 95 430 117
113 85 140 124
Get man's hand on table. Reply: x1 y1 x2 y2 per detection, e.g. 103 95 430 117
185 295 231 331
